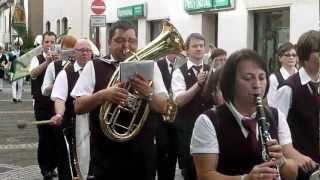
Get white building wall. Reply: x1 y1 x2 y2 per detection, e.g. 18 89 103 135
105 0 203 47
43 0 320 56
290 0 319 43
218 0 249 54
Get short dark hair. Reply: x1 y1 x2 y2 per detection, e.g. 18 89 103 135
185 33 205 49
108 20 136 44
210 48 227 60
277 42 295 57
220 49 269 103
42 31 56 43
296 30 320 64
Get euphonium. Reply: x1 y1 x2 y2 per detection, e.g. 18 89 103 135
255 95 281 180
99 21 184 142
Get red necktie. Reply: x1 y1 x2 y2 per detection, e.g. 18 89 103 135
242 118 259 153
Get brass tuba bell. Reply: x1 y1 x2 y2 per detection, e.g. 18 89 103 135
99 21 184 142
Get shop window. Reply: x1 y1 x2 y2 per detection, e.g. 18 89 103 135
149 20 162 41
254 8 290 73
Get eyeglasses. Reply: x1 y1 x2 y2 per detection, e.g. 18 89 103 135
283 53 297 58
112 38 137 44
75 49 92 53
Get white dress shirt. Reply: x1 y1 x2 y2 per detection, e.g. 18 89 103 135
71 59 168 98
41 60 68 96
267 67 297 107
274 67 319 118
165 56 176 74
51 62 83 101
171 58 204 100
190 102 292 154
29 52 47 74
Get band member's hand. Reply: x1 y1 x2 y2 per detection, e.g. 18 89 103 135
130 73 152 96
246 160 280 180
102 82 128 105
266 139 284 161
197 70 207 86
296 154 318 172
50 114 63 126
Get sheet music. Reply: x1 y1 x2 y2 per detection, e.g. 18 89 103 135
120 60 154 81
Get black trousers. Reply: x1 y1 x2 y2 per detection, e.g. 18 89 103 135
56 127 76 180
34 108 59 176
92 138 156 180
155 119 178 180
177 129 197 180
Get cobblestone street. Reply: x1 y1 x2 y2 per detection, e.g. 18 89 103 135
0 80 184 180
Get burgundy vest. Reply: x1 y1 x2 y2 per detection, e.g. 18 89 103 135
89 59 156 147
175 63 214 131
157 58 172 91
273 69 285 89
54 60 63 78
205 104 279 175
31 54 52 109
285 73 320 162
62 63 79 129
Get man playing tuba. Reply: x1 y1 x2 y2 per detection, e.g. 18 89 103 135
71 20 168 180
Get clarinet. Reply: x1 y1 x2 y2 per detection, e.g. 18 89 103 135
255 95 281 180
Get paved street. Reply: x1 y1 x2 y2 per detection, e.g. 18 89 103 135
0 80 42 180
0 80 184 180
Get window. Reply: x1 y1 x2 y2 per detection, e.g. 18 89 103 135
62 17 68 34
46 21 51 32
254 8 290 73
56 19 60 35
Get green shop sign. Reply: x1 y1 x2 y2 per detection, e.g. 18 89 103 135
118 4 145 18
184 0 231 12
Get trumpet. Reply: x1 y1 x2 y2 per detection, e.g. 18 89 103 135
255 95 281 180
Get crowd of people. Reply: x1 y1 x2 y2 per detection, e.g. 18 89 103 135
2 20 320 180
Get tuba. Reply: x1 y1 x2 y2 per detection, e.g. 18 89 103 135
99 21 184 142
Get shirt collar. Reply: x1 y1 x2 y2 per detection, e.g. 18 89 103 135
165 56 175 66
298 67 320 85
186 57 203 70
225 101 256 126
73 61 83 72
280 66 297 80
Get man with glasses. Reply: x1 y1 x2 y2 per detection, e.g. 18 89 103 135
275 30 320 180
49 39 92 180
71 20 168 180
29 31 59 180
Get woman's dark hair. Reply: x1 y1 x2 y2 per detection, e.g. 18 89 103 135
277 42 295 57
220 49 269 103
296 30 320 64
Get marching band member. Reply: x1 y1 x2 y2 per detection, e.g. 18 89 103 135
0 43 8 91
29 32 59 180
71 20 168 180
155 53 179 180
171 33 214 180
10 38 25 103
50 39 92 180
267 42 298 107
191 49 298 180
275 30 320 180
41 35 77 96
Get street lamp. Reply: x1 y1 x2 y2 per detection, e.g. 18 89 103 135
7 0 14 49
